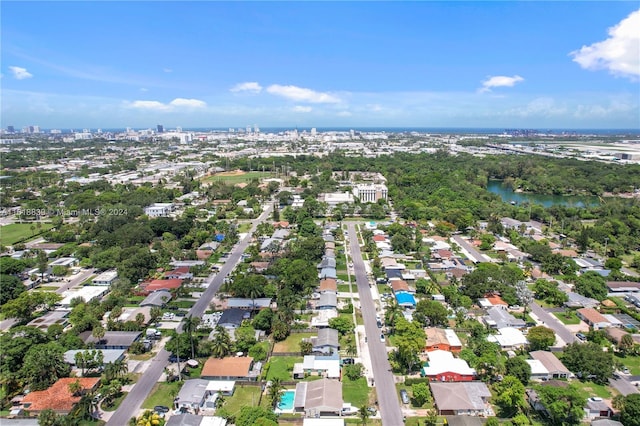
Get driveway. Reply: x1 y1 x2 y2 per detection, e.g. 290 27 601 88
348 223 404 426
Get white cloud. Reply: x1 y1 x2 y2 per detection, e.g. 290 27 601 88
169 98 207 108
479 75 524 93
292 105 312 112
230 82 263 93
266 84 340 103
337 111 352 117
139 87 149 92
163 68 173 73
127 98 207 111
9 66 33 80
570 9 640 79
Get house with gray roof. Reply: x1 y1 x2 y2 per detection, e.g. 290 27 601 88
310 328 340 354
317 257 337 270
319 267 337 280
430 382 492 416
80 331 142 350
217 308 249 329
64 349 125 367
226 298 272 310
294 378 343 417
316 293 337 310
140 290 172 308
483 306 526 329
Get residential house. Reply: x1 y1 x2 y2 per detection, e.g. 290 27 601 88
166 414 227 426
310 328 340 355
294 379 343 417
319 267 337 280
584 398 613 420
140 290 172 308
430 382 492 416
424 328 462 353
483 306 526 329
526 359 551 381
293 355 341 380
565 292 600 309
216 308 249 330
64 349 125 367
144 202 175 217
395 291 417 308
201 357 259 381
22 377 100 415
487 327 528 350
81 331 142 350
421 350 476 382
174 379 234 413
318 278 338 294
164 266 193 280
249 262 270 273
607 281 640 294
577 308 611 330
141 279 182 295
316 293 338 310
92 270 118 286
529 351 571 379
390 279 414 294
226 298 271 310
317 257 337 270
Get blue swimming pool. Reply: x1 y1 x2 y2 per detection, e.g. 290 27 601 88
277 390 295 411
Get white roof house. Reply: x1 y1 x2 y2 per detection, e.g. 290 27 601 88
422 350 475 378
487 327 528 349
58 286 109 308
92 270 118 286
526 359 550 380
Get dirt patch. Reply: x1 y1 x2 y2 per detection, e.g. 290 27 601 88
215 169 245 176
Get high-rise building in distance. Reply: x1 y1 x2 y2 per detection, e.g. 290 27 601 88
157 124 164 133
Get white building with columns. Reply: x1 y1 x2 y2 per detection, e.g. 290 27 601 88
352 183 388 203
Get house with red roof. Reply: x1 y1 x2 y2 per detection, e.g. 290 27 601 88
22 377 100 415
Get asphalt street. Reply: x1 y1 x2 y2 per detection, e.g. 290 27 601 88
347 222 404 426
529 302 577 345
106 203 272 425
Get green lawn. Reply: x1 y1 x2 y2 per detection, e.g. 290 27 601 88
265 356 302 381
553 311 581 325
0 222 53 246
222 385 263 416
573 380 615 399
101 392 128 412
272 332 315 352
237 222 252 233
202 171 272 184
338 284 352 293
615 353 640 375
342 377 370 407
142 381 182 409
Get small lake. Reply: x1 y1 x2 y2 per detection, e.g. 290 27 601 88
487 180 600 208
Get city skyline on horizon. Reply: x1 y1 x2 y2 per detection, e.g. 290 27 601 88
2 2 639 130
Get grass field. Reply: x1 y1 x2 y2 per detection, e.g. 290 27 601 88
265 356 302 381
0 222 53 246
201 171 272 185
222 385 262 416
553 311 581 325
141 381 182 409
343 377 370 407
573 380 615 399
615 353 640 375
272 332 315 352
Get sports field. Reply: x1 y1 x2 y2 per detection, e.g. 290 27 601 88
201 170 273 184
0 223 53 246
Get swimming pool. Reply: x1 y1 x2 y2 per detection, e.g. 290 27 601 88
276 390 295 412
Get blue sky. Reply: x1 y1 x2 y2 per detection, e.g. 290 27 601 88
2 1 639 129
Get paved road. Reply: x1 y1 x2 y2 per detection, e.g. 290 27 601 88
610 376 639 396
56 268 96 294
107 203 273 425
529 302 577 345
347 223 404 426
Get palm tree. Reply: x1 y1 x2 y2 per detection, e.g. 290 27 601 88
385 298 403 334
68 379 83 397
211 326 231 358
182 315 201 360
268 378 284 409
358 405 370 425
346 343 358 357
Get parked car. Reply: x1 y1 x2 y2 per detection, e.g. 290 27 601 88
400 389 410 404
342 358 355 365
154 405 170 413
380 334 385 343
576 332 587 341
